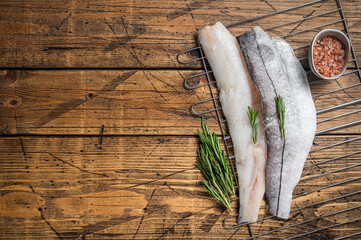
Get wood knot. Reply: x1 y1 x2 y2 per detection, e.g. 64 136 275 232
9 99 18 106
5 70 22 84
6 97 22 108
0 191 45 218
86 93 94 99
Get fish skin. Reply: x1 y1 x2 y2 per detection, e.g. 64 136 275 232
198 22 267 223
237 26 316 219
273 37 317 218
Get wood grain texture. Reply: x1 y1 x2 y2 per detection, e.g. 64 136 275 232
0 0 360 239
1 69 360 135
0 0 361 68
0 135 360 240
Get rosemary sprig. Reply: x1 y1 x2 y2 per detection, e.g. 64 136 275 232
247 106 258 145
196 117 235 210
275 95 285 140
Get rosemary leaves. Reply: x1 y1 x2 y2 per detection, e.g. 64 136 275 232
275 95 285 140
247 106 258 145
196 117 235 210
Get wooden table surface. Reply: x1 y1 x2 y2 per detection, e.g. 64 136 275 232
1 0 361 239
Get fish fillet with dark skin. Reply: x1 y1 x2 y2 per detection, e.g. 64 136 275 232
237 26 316 219
198 22 268 223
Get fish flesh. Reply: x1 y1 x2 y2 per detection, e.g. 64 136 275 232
198 22 268 223
237 26 316 219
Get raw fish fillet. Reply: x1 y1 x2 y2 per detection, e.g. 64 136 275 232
198 22 268 223
237 26 316 219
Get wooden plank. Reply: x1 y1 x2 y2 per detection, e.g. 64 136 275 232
0 0 361 68
0 135 360 239
1 69 360 135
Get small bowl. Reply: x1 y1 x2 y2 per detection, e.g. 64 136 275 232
308 29 350 80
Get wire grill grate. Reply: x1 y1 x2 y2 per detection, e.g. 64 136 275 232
178 0 361 238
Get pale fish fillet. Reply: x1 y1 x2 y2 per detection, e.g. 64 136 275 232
237 26 316 219
198 22 268 223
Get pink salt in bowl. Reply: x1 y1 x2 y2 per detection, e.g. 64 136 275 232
309 29 350 80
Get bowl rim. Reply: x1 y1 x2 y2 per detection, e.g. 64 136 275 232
309 28 350 80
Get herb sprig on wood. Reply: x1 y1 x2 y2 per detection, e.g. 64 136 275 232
247 106 258 145
196 117 235 210
275 95 285 140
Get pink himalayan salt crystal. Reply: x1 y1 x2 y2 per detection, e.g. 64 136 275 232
313 36 346 77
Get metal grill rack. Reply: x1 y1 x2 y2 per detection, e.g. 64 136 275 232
178 0 361 239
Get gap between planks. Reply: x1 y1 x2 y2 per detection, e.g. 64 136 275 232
0 133 360 138
0 67 359 71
